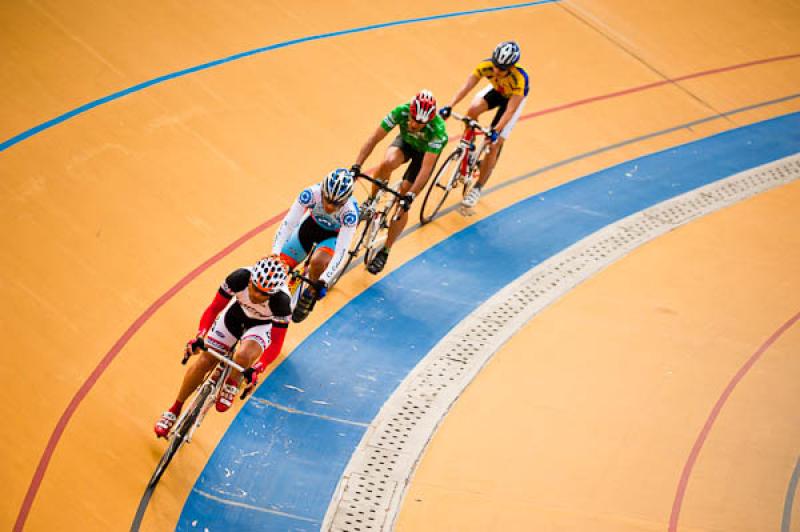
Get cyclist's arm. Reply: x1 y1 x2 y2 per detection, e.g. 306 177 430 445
354 125 389 168
271 196 307 255
254 292 291 369
445 73 481 109
197 269 246 334
319 221 357 286
494 93 523 133
197 291 230 336
409 152 440 195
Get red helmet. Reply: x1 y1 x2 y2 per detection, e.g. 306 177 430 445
409 89 437 124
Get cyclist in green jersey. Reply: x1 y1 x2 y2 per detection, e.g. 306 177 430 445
350 90 448 274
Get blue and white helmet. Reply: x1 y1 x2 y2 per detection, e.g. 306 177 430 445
321 168 355 205
492 40 521 69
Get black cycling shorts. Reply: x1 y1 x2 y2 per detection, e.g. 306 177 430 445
482 89 509 129
390 135 429 184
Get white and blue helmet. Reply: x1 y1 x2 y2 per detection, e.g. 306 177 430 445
321 168 355 205
492 40 521 69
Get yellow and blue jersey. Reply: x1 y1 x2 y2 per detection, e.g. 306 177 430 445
473 59 530 97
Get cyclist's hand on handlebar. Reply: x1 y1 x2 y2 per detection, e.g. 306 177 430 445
243 359 265 386
439 106 452 120
489 129 499 143
400 191 416 212
350 163 362 177
240 361 263 398
184 334 205 357
314 280 328 300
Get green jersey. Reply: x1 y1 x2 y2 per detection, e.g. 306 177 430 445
381 103 448 154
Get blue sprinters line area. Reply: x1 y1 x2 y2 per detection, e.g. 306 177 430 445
0 0 557 154
178 112 800 530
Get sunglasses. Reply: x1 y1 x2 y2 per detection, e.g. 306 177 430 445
323 196 347 207
251 283 275 296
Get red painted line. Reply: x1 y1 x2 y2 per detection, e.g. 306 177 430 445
522 53 800 120
13 51 800 530
669 311 800 532
12 212 286 532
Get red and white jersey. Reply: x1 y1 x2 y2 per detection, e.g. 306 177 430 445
219 267 291 323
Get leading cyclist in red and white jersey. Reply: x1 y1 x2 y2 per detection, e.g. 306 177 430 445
154 255 291 438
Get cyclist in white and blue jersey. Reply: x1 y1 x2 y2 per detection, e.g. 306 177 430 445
272 168 358 322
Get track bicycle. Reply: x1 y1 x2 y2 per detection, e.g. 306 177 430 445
337 172 405 274
419 112 494 224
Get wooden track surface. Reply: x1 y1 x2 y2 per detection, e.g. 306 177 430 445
1 1 798 530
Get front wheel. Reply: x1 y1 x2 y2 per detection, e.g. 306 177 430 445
363 212 387 267
147 382 213 489
363 188 397 267
420 150 462 225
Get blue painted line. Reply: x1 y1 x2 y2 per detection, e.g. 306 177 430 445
782 456 800 532
390 91 800 245
178 111 800 530
0 0 557 154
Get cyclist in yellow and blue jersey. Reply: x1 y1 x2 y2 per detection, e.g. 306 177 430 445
439 41 530 208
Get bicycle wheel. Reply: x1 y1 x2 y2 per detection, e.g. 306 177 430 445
146 382 213 489
420 149 462 225
363 189 396 266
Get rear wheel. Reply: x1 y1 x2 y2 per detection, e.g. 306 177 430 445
420 150 462 225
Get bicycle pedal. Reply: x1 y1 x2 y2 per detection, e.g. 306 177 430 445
458 205 476 217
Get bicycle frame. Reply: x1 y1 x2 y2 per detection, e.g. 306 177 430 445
452 112 493 185
337 172 405 271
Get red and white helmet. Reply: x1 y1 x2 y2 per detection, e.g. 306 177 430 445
251 254 288 294
409 89 437 124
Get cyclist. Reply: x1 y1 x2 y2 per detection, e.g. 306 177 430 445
350 89 448 274
154 255 291 438
272 167 358 322
438 41 529 208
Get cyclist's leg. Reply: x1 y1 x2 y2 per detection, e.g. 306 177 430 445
385 170 415 249
368 153 419 274
474 90 507 188
477 94 527 188
466 86 491 120
308 238 335 282
156 307 238 435
361 142 405 218
375 140 408 183
293 228 336 320
217 324 271 412
279 221 311 272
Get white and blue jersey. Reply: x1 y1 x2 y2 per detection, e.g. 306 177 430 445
302 185 358 231
272 184 359 285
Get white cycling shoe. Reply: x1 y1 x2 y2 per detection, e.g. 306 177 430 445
215 383 239 412
154 411 177 438
461 187 481 208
